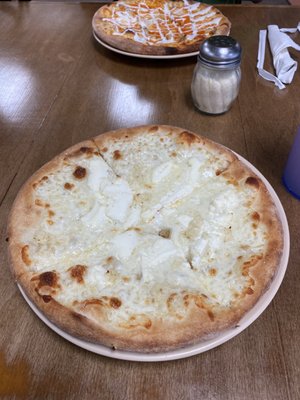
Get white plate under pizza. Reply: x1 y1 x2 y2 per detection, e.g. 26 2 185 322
8 125 289 360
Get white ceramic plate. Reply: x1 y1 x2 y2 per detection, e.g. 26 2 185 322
17 153 289 362
92 30 199 59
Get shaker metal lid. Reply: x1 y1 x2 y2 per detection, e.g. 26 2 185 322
199 36 241 67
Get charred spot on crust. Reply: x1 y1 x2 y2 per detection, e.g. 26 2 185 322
165 47 178 55
215 169 222 176
113 150 122 160
80 147 94 155
5 237 9 242
42 295 52 303
110 297 122 309
35 199 44 207
144 320 152 329
245 287 254 295
38 271 59 288
245 176 260 189
251 211 260 221
64 182 74 190
158 228 171 239
207 310 215 321
21 245 32 266
71 311 85 321
32 176 48 190
124 29 135 35
149 126 159 133
179 131 197 145
73 166 86 179
68 265 87 284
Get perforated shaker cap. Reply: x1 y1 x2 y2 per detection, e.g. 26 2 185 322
198 36 241 69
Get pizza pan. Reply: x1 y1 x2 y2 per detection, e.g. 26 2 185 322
92 30 199 60
17 153 290 362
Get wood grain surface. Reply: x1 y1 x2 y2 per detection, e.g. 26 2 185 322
0 2 299 399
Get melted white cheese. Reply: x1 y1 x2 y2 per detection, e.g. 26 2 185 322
28 133 267 323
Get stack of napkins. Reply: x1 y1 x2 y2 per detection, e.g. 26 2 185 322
257 23 300 89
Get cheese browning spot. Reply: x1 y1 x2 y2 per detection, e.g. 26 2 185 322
207 310 215 321
158 228 171 239
149 126 159 133
21 245 32 266
121 315 152 329
242 254 263 276
73 166 86 179
42 295 52 303
68 265 87 284
245 176 260 189
101 147 108 153
80 147 94 155
113 150 122 160
179 131 197 145
251 211 260 221
37 271 59 288
209 268 217 276
32 176 48 190
109 297 122 309
64 182 74 190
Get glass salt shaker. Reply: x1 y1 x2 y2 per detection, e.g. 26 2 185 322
191 36 242 115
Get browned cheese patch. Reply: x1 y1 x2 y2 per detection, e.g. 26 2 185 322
120 314 152 330
64 182 74 190
21 245 32 266
33 271 59 289
113 150 122 160
73 166 86 179
245 176 260 190
68 265 87 284
158 228 171 239
242 254 263 277
209 268 217 276
32 176 48 190
149 126 159 133
109 297 122 309
178 131 197 146
31 271 60 301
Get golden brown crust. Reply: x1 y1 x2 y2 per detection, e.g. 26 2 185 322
8 126 284 353
92 0 231 56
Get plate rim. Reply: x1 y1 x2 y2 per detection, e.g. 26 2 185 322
92 30 199 60
17 152 290 362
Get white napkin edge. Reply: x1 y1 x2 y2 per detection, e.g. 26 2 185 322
257 23 300 90
257 30 285 89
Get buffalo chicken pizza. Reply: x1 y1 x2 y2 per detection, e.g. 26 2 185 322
8 125 283 352
92 0 231 55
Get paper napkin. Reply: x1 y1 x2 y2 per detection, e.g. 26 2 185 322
257 22 300 89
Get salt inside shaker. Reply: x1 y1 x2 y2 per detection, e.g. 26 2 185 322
191 36 242 115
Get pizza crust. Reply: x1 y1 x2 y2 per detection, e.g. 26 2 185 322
92 0 231 55
7 126 284 353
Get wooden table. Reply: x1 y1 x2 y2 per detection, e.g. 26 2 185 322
1 2 300 399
